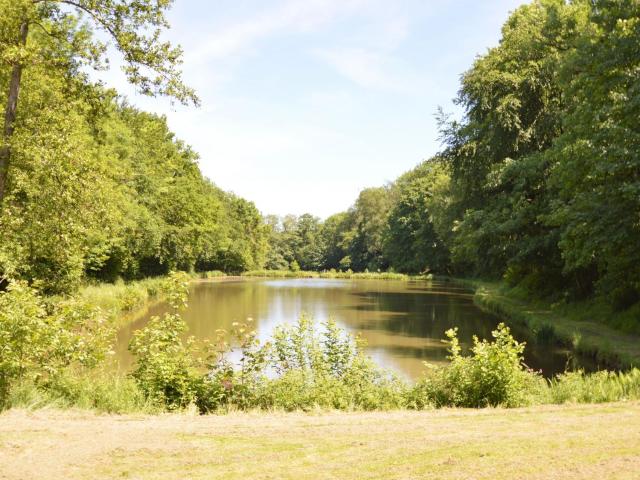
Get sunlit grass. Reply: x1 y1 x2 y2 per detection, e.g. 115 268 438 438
242 269 432 280
76 277 165 321
2 402 638 479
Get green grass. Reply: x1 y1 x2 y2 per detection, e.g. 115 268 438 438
76 277 166 325
463 279 640 369
75 271 229 327
194 270 227 279
7 374 158 414
242 269 432 281
546 369 640 404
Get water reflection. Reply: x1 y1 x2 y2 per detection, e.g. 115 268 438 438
116 278 594 378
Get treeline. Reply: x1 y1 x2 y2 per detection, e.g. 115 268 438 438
268 0 640 314
0 0 268 294
2 0 638 316
264 160 450 273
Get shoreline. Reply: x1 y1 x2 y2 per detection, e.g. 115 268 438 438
101 272 640 370
459 279 640 370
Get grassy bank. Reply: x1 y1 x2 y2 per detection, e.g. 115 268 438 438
76 277 167 326
242 269 431 280
75 271 229 327
464 279 640 370
2 402 639 479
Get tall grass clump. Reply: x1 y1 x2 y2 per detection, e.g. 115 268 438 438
243 270 320 278
8 373 156 414
197 270 227 279
77 276 165 320
545 369 640 404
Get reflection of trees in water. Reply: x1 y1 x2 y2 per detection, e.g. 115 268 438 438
348 290 497 340
116 279 595 379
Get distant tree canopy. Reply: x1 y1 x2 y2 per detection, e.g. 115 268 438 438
266 0 640 319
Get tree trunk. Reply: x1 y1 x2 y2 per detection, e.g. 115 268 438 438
0 21 29 206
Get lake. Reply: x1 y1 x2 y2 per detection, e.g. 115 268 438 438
116 278 592 378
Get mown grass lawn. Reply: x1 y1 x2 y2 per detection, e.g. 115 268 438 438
1 402 639 479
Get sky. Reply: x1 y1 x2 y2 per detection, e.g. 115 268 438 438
99 0 525 218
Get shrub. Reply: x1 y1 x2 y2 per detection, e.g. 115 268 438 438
257 316 406 411
411 323 543 408
0 280 113 409
129 272 202 410
197 319 270 412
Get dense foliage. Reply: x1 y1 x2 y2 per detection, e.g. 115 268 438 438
409 324 543 408
0 0 268 293
268 0 640 328
0 280 112 408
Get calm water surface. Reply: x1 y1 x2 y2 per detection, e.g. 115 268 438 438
116 278 592 378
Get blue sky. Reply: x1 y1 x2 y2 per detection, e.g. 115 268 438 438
101 0 525 218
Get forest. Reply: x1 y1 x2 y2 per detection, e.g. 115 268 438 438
1 0 638 323
0 0 269 296
1 0 639 411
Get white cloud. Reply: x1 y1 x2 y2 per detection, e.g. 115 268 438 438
316 48 391 90
188 0 370 63
315 47 428 94
309 4 428 94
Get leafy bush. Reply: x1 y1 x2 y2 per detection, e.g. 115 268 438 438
257 316 406 411
129 272 202 410
0 280 113 409
410 323 543 408
196 319 271 412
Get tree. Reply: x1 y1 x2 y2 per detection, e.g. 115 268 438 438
317 212 350 270
546 0 640 307
346 187 394 271
0 0 198 205
440 0 588 284
295 213 323 270
384 160 450 274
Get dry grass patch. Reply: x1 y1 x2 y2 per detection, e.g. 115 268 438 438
0 403 639 479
